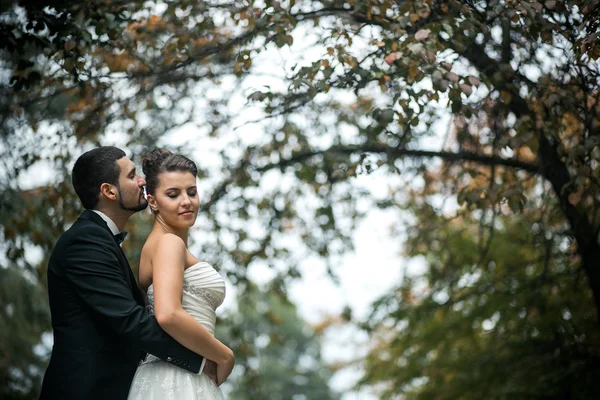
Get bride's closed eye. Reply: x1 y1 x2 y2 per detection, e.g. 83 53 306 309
165 190 196 199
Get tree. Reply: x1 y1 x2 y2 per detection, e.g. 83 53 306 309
2 0 600 396
0 266 49 400
216 282 337 399
359 181 600 398
0 184 77 398
4 0 598 313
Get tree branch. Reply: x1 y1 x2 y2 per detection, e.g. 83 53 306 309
200 143 538 213
453 30 600 321
259 144 539 173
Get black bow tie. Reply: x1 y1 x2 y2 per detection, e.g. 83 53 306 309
114 230 128 245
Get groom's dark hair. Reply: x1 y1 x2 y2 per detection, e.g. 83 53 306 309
72 146 127 209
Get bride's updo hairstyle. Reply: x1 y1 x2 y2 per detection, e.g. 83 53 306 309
142 149 198 197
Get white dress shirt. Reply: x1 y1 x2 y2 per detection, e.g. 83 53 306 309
91 210 120 236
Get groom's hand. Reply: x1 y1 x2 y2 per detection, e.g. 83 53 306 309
203 360 218 385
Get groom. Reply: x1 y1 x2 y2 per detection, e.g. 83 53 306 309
40 146 212 399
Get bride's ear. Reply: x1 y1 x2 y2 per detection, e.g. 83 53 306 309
147 195 158 212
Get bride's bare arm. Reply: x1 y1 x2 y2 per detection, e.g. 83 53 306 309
152 234 234 367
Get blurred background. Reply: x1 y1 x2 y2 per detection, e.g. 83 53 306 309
2 0 600 399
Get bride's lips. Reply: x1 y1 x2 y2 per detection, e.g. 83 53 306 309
179 210 194 216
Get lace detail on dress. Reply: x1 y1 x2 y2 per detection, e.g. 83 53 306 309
131 376 150 396
146 289 155 314
182 282 221 309
160 376 176 400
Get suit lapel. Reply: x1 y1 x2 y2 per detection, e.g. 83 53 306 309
80 210 144 305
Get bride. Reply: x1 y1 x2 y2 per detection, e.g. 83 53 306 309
128 149 234 399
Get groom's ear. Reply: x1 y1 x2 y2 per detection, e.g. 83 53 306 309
100 183 118 200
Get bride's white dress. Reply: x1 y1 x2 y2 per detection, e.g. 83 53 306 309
128 262 226 400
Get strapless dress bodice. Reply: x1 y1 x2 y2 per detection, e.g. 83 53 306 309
146 261 225 335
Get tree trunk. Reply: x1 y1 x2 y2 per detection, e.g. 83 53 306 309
458 43 600 321
537 133 600 322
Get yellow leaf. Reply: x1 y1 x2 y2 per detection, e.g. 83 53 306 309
517 147 536 162
408 63 418 78
500 90 512 104
148 15 161 28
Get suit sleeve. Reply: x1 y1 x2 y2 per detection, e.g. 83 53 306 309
63 228 204 373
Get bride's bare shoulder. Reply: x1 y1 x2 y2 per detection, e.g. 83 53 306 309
138 233 183 288
144 233 183 254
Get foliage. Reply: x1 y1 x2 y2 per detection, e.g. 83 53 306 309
1 0 600 397
0 266 50 400
0 184 77 399
360 193 600 398
216 282 337 399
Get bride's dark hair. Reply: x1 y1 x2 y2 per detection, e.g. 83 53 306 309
142 149 198 196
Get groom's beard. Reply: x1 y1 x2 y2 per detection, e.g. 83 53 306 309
117 187 148 213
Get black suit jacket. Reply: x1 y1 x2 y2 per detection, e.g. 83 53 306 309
40 210 204 400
